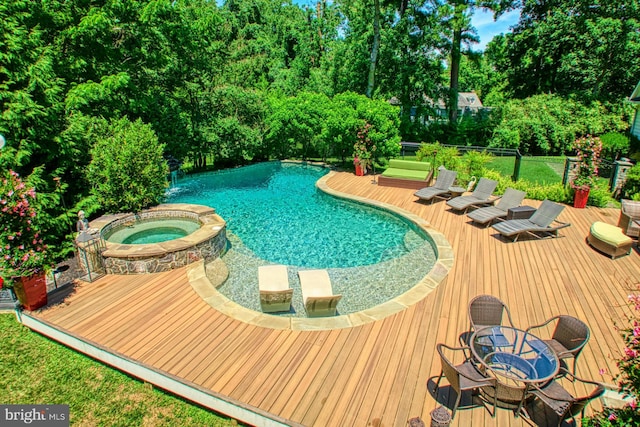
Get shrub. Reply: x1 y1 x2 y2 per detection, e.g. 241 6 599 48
621 164 640 201
461 150 493 178
481 170 571 203
583 293 640 426
0 170 49 283
416 142 461 173
585 183 613 208
86 117 168 213
600 133 630 161
571 135 603 191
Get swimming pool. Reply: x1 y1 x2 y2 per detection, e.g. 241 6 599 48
167 162 438 316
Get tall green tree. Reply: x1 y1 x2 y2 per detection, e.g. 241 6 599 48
494 0 640 101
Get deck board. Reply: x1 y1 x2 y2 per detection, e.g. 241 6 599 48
31 171 640 426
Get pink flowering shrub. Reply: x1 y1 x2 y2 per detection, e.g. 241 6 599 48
571 135 603 190
353 122 376 172
0 170 48 284
584 291 640 426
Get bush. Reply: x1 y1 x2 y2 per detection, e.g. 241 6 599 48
482 170 571 203
86 117 168 213
621 164 640 201
461 150 493 178
583 294 640 426
416 142 461 174
585 183 613 208
600 133 630 161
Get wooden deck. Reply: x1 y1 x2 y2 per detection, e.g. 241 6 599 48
31 171 640 426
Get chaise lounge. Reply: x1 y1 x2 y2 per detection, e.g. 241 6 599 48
467 188 527 227
258 265 294 313
491 200 571 242
298 269 342 317
414 169 458 203
446 177 498 213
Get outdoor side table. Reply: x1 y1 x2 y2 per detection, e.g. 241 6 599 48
507 206 536 220
448 186 466 198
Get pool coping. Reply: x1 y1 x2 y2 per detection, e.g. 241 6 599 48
187 168 454 331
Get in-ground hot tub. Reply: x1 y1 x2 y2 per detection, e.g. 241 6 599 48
91 204 227 274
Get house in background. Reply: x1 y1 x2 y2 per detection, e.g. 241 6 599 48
630 81 640 140
390 90 488 124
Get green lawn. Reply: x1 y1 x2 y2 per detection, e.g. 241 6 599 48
0 314 240 426
487 156 566 185
392 153 567 185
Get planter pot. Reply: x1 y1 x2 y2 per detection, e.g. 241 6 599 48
13 272 47 311
573 187 590 209
355 163 364 176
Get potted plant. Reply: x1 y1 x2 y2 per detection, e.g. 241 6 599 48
353 122 376 176
0 170 49 310
571 135 603 209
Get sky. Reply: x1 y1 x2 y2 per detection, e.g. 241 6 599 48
471 8 520 51
290 1 521 51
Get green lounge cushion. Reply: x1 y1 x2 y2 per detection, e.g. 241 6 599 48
382 168 430 180
382 159 430 180
590 222 632 247
387 159 430 171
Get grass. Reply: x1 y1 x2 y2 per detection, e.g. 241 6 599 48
0 314 241 426
393 153 566 185
486 156 565 185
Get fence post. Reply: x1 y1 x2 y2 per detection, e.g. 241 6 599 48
563 157 579 186
611 159 635 196
512 150 522 181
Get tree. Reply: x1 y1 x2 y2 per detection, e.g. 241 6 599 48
495 0 640 102
86 117 167 213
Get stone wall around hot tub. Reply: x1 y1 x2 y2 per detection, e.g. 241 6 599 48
93 204 228 275
103 227 227 274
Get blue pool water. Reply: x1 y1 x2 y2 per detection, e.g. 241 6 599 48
167 162 437 316
105 218 200 244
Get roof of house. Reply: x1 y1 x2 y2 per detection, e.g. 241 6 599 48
389 91 484 109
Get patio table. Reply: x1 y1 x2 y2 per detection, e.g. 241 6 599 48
470 326 560 409
471 326 559 383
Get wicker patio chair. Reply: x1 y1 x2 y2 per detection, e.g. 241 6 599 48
618 199 640 237
484 379 531 418
522 368 605 427
414 169 458 204
446 178 499 213
524 315 590 376
434 343 496 419
468 295 516 337
467 188 527 227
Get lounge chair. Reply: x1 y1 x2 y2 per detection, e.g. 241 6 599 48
258 265 293 313
298 269 342 317
491 200 570 242
446 177 498 213
414 169 458 203
467 188 527 227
